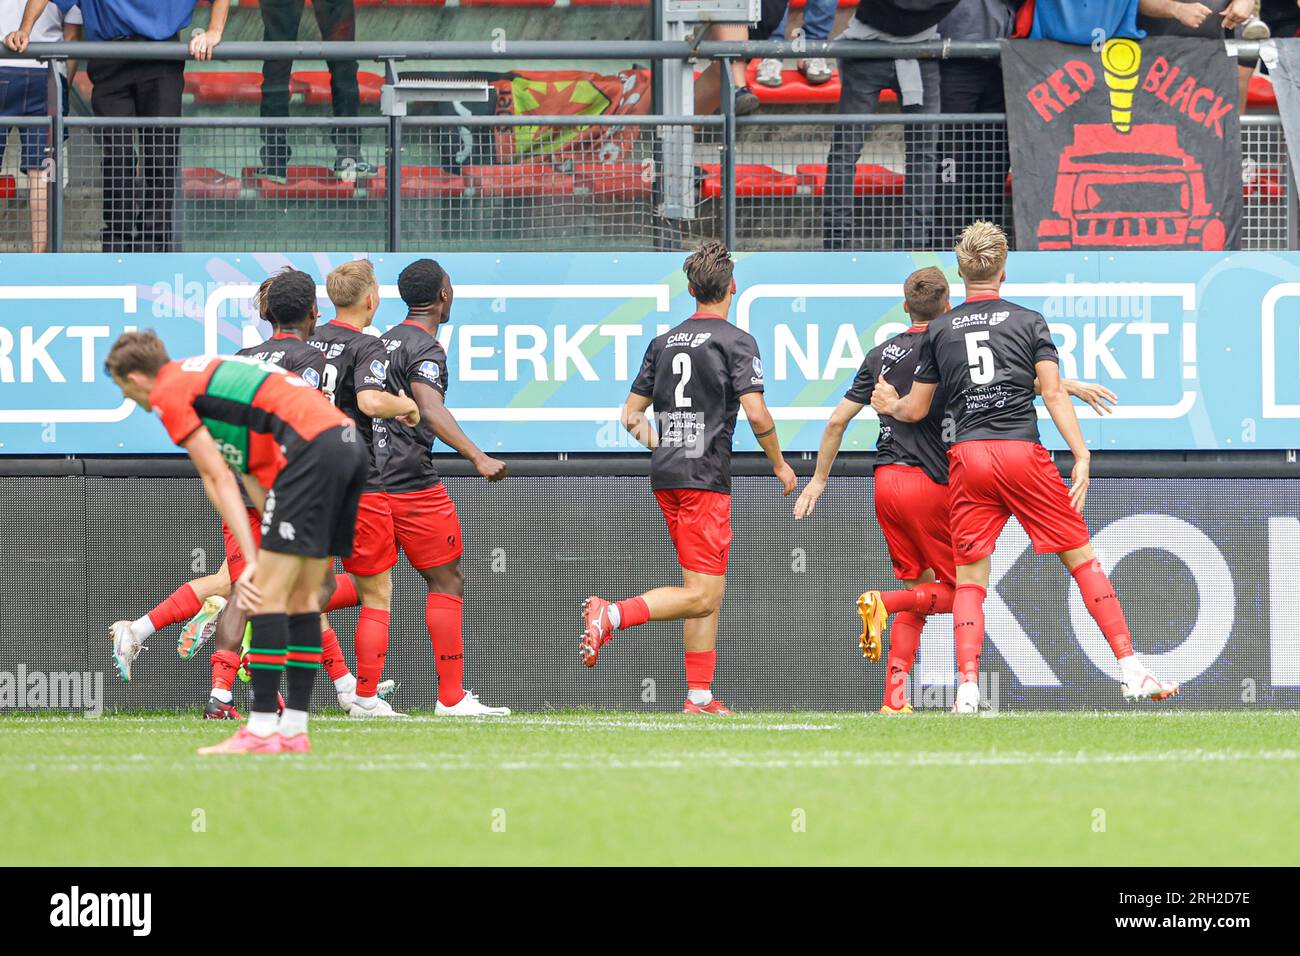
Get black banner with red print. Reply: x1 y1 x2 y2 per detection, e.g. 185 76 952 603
1001 38 1241 251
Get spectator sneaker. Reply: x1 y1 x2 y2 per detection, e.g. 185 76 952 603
799 57 833 85
756 58 784 87
1241 16 1270 41
734 86 760 116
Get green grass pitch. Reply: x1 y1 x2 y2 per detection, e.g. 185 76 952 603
2 711 1297 866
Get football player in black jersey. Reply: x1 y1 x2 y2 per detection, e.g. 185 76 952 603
580 242 797 714
796 267 1115 713
377 259 510 716
873 222 1179 710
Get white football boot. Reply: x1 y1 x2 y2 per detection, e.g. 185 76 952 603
953 680 981 714
435 690 511 717
337 677 396 712
110 620 144 682
1120 660 1180 701
347 694 408 718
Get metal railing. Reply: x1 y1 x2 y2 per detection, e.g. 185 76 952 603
0 39 1290 253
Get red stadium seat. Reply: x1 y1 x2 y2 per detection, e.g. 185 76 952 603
729 63 898 107
463 164 576 197
461 0 555 5
0 175 16 201
698 164 802 199
1244 164 1285 201
182 167 244 200
796 163 904 197
366 166 467 198
293 70 385 106
1248 74 1277 111
787 0 857 6
571 0 650 5
242 165 356 200
572 161 654 201
185 71 263 106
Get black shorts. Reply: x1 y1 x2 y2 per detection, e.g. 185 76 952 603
260 424 367 560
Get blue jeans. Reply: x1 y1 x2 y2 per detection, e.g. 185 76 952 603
771 0 839 42
0 67 68 172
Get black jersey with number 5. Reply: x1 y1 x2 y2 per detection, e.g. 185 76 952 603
307 320 391 492
912 296 1058 444
629 314 765 494
378 319 450 494
845 326 949 485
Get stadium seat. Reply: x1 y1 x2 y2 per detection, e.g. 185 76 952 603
460 0 555 6
366 165 467 198
1244 164 1285 201
1248 74 1277 111
242 165 357 199
0 174 15 201
182 166 244 201
571 0 650 5
572 162 654 201
734 63 899 106
185 71 264 106
698 164 802 199
294 70 385 107
788 0 857 6
796 163 905 197
462 164 576 197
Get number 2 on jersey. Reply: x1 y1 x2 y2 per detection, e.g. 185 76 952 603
672 352 692 408
964 330 995 385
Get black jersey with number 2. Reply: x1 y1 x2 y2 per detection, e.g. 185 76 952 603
379 319 450 494
912 296 1059 444
630 314 765 494
307 320 391 492
845 326 949 485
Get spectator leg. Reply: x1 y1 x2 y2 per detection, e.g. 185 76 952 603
135 61 184 253
901 59 941 251
801 0 840 42
822 56 885 250
89 59 140 254
315 0 361 167
260 0 306 174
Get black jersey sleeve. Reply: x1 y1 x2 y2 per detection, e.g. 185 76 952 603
912 331 940 384
844 354 876 404
352 333 390 394
730 331 765 397
629 338 658 398
406 336 448 396
1030 312 1060 366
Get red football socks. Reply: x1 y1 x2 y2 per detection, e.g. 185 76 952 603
426 593 466 707
953 583 987 684
684 649 716 691
320 626 350 681
1071 558 1135 660
148 583 202 630
210 648 240 692
325 573 360 612
353 608 391 698
883 611 924 710
614 596 650 630
881 582 955 616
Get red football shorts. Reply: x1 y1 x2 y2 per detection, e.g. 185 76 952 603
873 464 956 585
222 506 263 582
343 490 399 577
655 488 732 576
947 439 1090 563
387 484 464 570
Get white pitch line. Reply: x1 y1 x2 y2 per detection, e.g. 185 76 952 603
3 748 1297 775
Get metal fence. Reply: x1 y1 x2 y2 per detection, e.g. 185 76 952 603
1 39 1294 253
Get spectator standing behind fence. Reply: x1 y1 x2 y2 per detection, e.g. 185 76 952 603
936 0 1017 246
823 0 960 250
1138 1 1266 108
0 0 79 252
258 0 368 182
1261 0 1300 38
5 0 227 253
755 0 836 88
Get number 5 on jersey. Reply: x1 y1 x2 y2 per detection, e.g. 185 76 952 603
965 330 995 385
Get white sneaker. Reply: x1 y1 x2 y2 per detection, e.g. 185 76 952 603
1121 669 1180 702
347 695 408 718
435 689 511 717
110 620 144 682
953 681 981 714
755 58 784 88
799 57 833 86
337 677 396 712
1241 16 1271 41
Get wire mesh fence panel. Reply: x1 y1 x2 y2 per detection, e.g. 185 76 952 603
730 115 1014 252
398 120 723 252
63 120 391 253
1241 117 1291 251
0 118 55 254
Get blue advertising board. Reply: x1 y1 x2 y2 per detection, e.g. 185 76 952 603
1 250 1299 454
